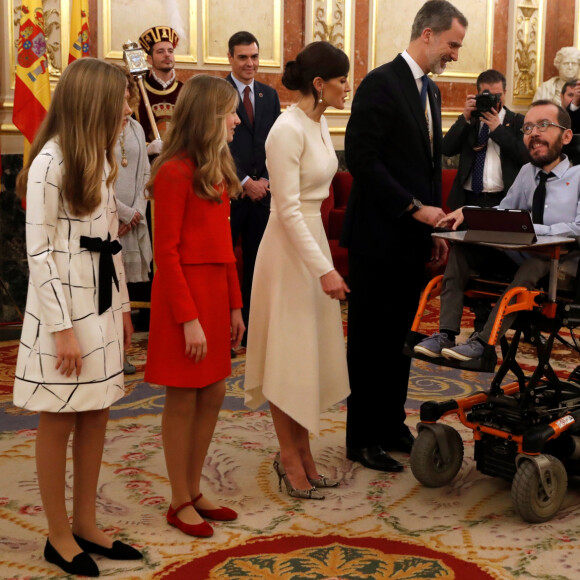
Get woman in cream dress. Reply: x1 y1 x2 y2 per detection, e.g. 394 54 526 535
245 42 351 499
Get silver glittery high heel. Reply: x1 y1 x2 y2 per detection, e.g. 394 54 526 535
273 454 325 500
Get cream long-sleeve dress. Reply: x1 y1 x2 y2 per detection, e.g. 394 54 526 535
13 139 130 412
244 105 350 436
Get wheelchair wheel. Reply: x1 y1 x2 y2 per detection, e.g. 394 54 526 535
511 455 567 523
410 425 463 487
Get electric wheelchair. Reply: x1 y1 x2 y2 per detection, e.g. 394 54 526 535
404 235 580 523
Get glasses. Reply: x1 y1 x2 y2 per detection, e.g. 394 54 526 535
521 120 568 135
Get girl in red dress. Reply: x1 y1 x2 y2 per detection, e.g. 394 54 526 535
145 75 244 537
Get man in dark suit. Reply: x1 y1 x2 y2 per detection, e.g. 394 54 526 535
340 0 468 472
226 31 281 346
561 80 577 110
443 69 528 211
563 79 580 134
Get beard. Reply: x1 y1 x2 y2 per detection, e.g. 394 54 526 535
428 56 446 75
528 134 564 168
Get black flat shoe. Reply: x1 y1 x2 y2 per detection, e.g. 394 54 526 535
73 534 143 560
44 539 99 577
347 446 404 472
387 433 415 454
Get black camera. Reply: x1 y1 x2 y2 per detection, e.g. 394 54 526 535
473 90 501 118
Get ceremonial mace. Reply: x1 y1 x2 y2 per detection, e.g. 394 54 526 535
122 40 161 140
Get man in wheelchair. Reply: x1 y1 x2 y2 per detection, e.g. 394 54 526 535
415 100 580 363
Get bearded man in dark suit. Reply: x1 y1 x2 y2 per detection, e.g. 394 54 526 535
226 31 281 346
341 0 468 472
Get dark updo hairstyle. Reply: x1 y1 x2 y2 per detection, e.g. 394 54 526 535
282 41 349 104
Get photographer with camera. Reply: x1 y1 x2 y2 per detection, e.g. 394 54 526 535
443 69 529 211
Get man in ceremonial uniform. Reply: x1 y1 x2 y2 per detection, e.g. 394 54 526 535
137 25 183 154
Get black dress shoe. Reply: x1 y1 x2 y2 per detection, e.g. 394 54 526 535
346 446 404 472
44 539 99 577
73 534 143 560
387 433 415 454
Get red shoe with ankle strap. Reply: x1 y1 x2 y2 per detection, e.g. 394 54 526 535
193 493 238 521
166 501 214 537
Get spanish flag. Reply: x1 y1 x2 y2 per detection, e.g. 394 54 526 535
68 0 90 63
13 0 50 149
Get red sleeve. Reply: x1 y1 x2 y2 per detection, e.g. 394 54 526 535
153 160 198 323
226 261 243 310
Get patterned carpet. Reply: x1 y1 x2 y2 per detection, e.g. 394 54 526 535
1 303 580 579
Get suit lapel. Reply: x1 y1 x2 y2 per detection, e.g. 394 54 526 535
503 108 514 129
396 57 431 155
253 81 263 132
468 120 479 147
428 82 441 161
238 100 253 131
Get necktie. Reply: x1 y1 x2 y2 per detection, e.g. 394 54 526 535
420 75 431 144
243 85 254 125
532 171 554 224
471 123 490 194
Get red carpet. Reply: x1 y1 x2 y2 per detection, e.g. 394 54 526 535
157 534 497 579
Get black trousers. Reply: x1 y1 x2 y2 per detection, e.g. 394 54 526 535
230 198 270 339
345 250 425 449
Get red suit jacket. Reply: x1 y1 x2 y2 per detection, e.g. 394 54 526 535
153 156 242 324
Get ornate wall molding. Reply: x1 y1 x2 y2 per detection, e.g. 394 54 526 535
202 0 281 67
370 0 494 82
510 0 545 107
576 0 580 48
102 0 197 63
306 0 352 52
102 0 282 69
304 0 354 124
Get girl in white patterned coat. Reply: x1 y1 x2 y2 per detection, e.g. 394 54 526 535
13 58 142 576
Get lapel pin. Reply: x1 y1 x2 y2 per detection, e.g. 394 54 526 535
259 93 263 98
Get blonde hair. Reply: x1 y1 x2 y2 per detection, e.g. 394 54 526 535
149 74 242 202
16 58 127 216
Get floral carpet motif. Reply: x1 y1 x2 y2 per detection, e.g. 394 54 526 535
167 535 497 579
3 405 580 579
2 301 580 578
